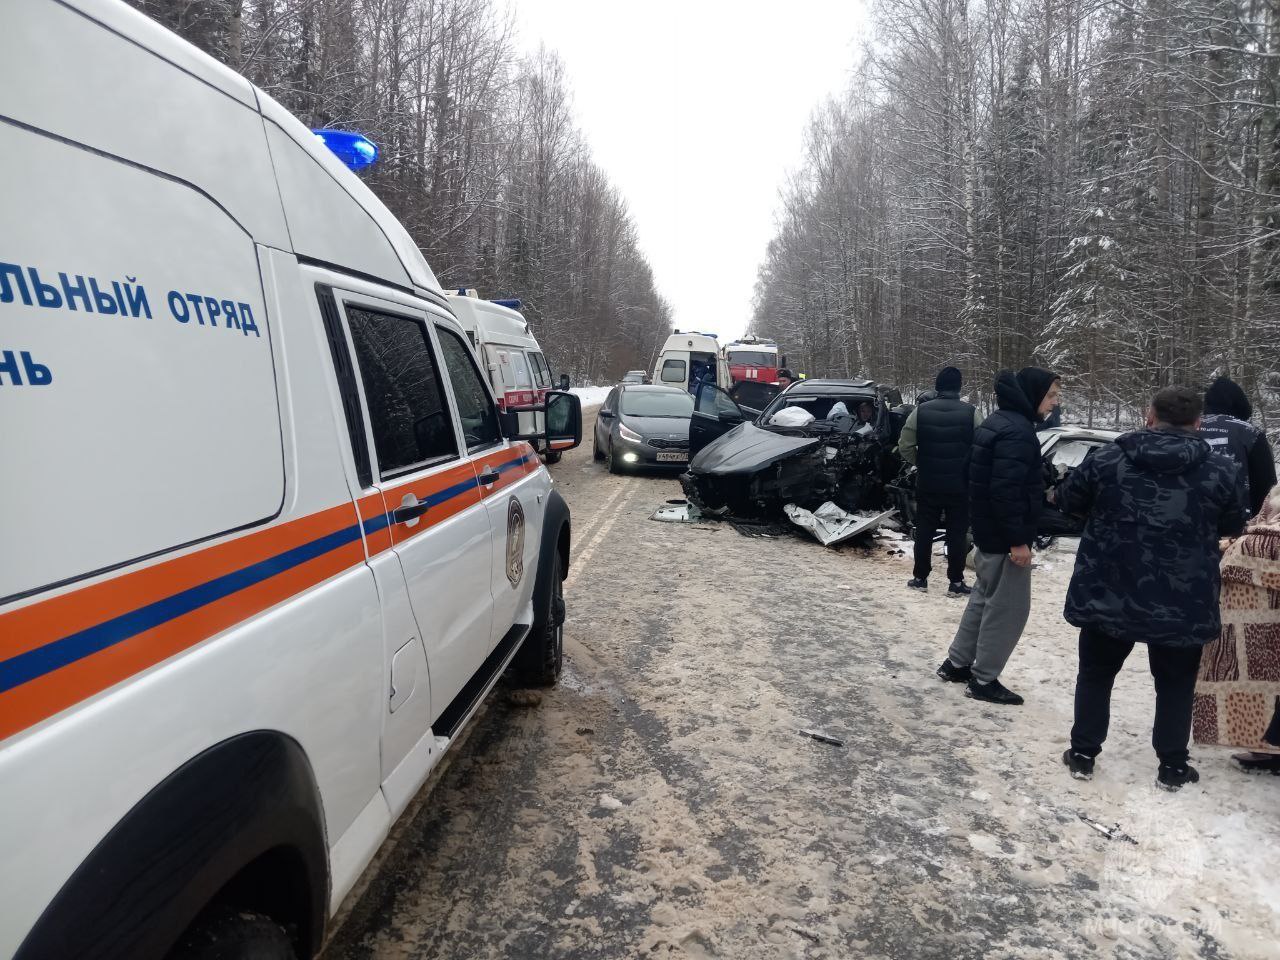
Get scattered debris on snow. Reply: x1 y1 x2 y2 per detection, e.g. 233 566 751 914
1079 813 1139 845
798 728 846 747
597 793 624 811
784 501 897 546
651 500 701 523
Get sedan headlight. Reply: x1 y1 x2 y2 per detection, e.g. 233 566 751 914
618 423 643 443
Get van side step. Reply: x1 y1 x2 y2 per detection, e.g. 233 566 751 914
431 623 531 740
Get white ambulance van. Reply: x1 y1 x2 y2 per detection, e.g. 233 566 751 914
653 330 719 395
447 290 565 462
0 3 582 958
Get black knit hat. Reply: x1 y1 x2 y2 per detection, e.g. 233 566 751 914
1204 376 1252 420
935 366 962 393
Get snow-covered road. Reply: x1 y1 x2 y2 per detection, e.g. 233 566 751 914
325 409 1279 959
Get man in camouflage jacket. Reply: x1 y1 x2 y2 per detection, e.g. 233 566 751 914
1056 385 1248 790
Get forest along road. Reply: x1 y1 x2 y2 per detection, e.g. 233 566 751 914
322 408 1279 960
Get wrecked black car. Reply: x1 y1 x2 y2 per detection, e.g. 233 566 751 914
680 379 904 518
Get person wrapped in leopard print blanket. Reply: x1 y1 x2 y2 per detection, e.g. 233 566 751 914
1194 486 1280 773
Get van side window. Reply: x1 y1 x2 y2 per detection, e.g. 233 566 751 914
509 350 534 389
436 327 502 451
661 359 687 384
346 306 459 477
530 352 552 388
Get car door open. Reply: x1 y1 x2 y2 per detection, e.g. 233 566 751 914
689 382 747 460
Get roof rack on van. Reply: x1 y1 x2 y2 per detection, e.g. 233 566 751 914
673 330 718 338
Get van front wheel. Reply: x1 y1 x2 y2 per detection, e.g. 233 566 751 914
169 908 297 960
512 550 564 687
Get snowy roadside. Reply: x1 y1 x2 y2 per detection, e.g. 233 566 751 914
570 385 612 409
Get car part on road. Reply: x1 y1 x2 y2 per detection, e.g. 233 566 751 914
798 729 846 747
1077 813 1136 844
783 502 897 547
651 501 704 522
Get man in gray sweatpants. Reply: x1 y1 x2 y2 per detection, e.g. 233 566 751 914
936 368 1060 705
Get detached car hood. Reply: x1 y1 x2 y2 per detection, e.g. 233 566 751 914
689 422 822 475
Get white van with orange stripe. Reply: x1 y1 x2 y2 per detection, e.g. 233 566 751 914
0 3 581 959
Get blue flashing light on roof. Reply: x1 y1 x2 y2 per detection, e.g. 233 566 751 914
491 298 522 311
312 129 379 171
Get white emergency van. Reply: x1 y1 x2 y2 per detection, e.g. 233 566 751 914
447 290 565 462
0 3 582 959
654 330 719 395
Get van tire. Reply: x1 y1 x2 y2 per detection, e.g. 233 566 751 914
169 908 297 960
512 550 564 687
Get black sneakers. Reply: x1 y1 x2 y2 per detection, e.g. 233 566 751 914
965 678 1024 705
907 577 928 591
1062 749 1095 780
948 581 972 596
936 659 972 682
1157 762 1200 791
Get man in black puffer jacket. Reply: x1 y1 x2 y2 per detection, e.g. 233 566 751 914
936 367 1060 705
1200 376 1275 518
898 366 981 594
1057 386 1247 791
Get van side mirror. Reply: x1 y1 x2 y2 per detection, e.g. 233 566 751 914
558 373 570 391
544 391 582 451
500 390 582 452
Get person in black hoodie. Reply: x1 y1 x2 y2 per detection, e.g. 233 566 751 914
1200 376 1275 518
1057 386 1248 790
898 366 982 594
936 367 1061 705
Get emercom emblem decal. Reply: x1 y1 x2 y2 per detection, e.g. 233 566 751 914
505 496 525 587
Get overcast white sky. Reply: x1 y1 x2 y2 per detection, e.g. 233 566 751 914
513 0 869 343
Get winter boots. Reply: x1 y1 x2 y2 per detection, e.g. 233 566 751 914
1062 749 1095 781
935 659 972 683
965 678 1024 705
907 577 928 591
1156 762 1200 791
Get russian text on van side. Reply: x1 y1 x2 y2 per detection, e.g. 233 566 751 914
1 262 261 386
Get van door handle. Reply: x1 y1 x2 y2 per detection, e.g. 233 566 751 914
392 501 431 524
478 468 500 486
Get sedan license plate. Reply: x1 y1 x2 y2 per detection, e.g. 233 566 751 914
655 451 688 462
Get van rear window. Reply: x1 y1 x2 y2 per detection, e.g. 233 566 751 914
1 129 284 601
660 359 687 384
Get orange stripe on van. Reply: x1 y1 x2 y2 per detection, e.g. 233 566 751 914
0 541 363 743
0 502 359 663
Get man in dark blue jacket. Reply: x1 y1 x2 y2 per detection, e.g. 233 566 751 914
937 367 1060 705
1057 386 1247 791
